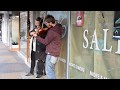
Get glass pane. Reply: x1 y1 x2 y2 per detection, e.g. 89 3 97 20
69 11 120 79
11 16 19 47
20 11 27 56
47 11 69 79
94 11 116 79
8 19 12 47
0 20 2 41
69 11 95 79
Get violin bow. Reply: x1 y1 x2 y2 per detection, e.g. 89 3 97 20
42 12 46 28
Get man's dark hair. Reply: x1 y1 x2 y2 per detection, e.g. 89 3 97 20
43 24 48 28
45 15 55 24
36 17 43 26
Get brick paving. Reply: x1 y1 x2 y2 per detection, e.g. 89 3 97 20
0 41 47 79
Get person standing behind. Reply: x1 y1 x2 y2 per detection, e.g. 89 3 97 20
32 15 63 79
26 17 48 78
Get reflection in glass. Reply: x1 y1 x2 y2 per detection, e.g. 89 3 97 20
20 11 27 56
113 11 120 39
11 16 19 46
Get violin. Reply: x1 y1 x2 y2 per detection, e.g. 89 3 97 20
35 24 50 36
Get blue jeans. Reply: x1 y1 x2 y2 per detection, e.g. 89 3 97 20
45 54 57 79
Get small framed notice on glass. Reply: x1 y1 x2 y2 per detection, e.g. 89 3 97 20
76 11 84 27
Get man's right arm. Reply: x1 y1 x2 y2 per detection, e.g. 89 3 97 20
35 30 56 45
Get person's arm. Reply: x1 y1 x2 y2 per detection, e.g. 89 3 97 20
33 30 56 45
29 28 36 37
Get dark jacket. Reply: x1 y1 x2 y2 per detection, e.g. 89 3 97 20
36 23 63 57
30 28 48 62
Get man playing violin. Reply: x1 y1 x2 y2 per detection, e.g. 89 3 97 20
32 15 63 79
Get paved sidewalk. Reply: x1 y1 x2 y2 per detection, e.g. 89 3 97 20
0 41 47 79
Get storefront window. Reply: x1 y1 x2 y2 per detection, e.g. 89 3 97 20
0 15 2 40
20 11 27 56
46 11 68 79
11 16 19 49
69 11 120 79
69 11 95 79
8 19 12 47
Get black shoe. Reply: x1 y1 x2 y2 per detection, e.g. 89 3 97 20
36 75 42 78
25 73 34 76
44 72 46 75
